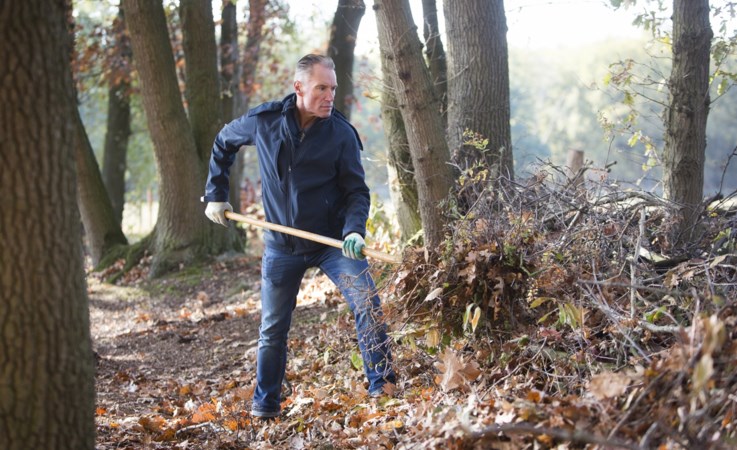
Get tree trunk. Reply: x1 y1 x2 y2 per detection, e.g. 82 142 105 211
180 0 242 253
374 0 453 253
221 0 244 212
123 0 230 275
378 23 421 242
421 0 447 123
181 0 222 161
240 0 267 116
444 0 513 181
220 0 239 124
328 0 366 119
0 1 95 448
228 0 268 213
663 0 711 246
75 107 129 265
102 5 132 226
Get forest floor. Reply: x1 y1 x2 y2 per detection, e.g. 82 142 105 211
90 198 737 449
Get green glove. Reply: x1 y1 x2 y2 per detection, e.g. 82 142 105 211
342 232 366 260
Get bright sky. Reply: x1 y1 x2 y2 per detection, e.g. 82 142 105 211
289 0 644 56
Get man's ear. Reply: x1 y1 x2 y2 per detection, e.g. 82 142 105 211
294 80 302 96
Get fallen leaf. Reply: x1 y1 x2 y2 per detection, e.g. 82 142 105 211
589 371 631 400
424 287 444 302
434 348 481 392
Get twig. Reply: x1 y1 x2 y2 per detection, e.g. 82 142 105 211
631 207 646 318
466 421 641 449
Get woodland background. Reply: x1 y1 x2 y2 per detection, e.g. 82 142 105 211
2 0 737 449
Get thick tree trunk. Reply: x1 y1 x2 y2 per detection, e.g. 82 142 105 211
444 0 513 181
181 0 222 161
378 24 421 242
663 0 711 246
421 0 447 123
374 0 453 253
180 0 241 253
0 1 95 448
75 107 129 264
123 0 221 275
102 6 132 227
328 0 366 119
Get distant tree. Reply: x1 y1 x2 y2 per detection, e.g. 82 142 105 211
228 0 268 212
0 0 95 448
122 0 239 276
328 0 366 119
101 5 133 226
75 106 129 265
72 6 129 265
444 0 513 182
220 0 240 124
421 0 447 122
662 0 712 245
374 0 453 253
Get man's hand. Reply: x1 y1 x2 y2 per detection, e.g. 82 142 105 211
342 232 366 260
205 202 233 227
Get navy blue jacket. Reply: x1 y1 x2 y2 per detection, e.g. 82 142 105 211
203 94 370 255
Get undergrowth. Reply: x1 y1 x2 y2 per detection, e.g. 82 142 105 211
385 160 737 448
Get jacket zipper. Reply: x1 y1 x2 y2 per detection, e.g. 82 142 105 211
285 127 300 253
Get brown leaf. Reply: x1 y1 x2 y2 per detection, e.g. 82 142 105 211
434 349 481 392
589 371 631 400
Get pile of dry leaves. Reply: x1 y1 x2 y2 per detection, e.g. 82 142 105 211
92 170 737 449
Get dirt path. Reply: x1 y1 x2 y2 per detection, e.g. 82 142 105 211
91 256 345 449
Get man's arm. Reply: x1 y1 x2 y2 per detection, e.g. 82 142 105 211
202 115 257 202
337 132 371 240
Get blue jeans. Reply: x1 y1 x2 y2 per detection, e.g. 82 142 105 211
251 246 395 416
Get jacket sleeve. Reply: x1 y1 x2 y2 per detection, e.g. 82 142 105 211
337 129 371 239
202 114 257 202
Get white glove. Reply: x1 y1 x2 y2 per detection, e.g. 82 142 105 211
205 202 233 227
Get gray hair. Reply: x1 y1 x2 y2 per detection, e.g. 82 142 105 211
294 54 335 83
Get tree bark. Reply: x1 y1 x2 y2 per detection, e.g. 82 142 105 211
328 0 366 119
378 23 421 242
421 0 447 123
76 107 129 265
0 1 95 448
220 0 239 124
240 0 267 116
102 5 133 226
221 0 243 212
444 0 513 180
181 0 222 161
663 0 711 246
374 0 453 253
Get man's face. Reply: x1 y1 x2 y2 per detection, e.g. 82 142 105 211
295 64 337 120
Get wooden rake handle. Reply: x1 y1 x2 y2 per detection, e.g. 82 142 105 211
224 211 402 264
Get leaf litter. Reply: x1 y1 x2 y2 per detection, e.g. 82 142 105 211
92 170 737 449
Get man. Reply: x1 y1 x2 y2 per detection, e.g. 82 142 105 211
202 54 395 419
